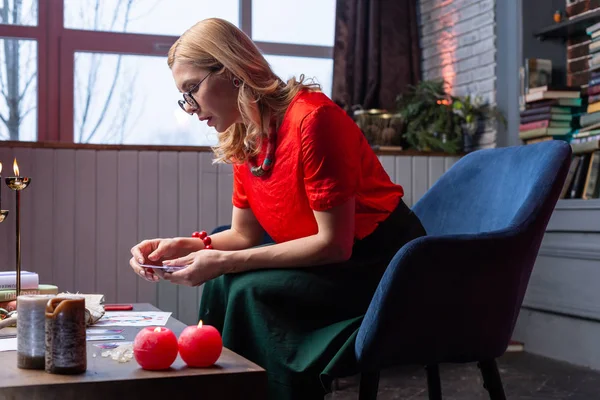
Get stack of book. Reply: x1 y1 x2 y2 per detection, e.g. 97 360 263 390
0 271 58 312
557 21 600 200
519 87 582 144
568 22 600 150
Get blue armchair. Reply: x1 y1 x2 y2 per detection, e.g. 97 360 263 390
354 140 572 400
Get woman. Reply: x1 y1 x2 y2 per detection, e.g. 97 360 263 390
130 17 426 400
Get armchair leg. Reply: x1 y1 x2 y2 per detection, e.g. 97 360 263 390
425 364 442 400
358 370 380 400
478 359 507 400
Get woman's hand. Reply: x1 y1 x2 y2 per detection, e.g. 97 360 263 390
162 249 228 287
129 237 199 282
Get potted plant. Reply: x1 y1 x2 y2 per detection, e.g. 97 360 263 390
395 79 463 154
396 79 507 154
452 94 507 151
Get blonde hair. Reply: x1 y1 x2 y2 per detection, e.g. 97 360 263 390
168 18 321 164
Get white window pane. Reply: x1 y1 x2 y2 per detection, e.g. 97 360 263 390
252 0 336 47
265 55 333 99
0 0 37 26
64 0 239 36
0 38 37 141
74 52 217 146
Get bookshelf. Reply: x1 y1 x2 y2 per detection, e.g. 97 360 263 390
521 1 600 200
534 8 600 41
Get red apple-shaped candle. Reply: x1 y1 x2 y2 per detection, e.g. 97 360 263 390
178 320 223 367
133 326 179 370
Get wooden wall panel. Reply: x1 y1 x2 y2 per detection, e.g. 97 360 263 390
0 147 454 324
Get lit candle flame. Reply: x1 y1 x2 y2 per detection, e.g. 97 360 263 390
197 320 203 328
154 327 161 333
0 162 2 174
13 158 19 176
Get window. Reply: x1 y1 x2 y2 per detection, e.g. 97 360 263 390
63 0 239 35
251 0 336 47
0 0 38 26
0 38 37 141
73 52 215 146
0 1 336 145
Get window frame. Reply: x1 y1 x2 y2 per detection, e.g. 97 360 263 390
0 0 334 144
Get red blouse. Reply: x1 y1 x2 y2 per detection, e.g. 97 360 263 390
232 90 404 244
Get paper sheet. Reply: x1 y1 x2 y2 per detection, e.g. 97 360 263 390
0 338 17 352
94 311 171 327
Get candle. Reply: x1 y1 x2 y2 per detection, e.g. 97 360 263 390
178 320 222 367
45 296 87 374
16 294 56 369
133 326 179 370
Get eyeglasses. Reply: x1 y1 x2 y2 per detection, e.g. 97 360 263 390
178 72 211 114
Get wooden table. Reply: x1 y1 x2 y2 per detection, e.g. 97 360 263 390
0 303 266 400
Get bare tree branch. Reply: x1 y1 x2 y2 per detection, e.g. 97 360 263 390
93 0 100 30
78 53 100 141
128 0 160 23
12 0 21 24
108 0 124 31
84 54 123 143
4 0 22 140
0 1 38 140
20 105 35 119
84 0 134 143
18 71 36 102
0 0 7 28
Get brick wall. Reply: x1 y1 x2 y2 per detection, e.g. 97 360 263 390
418 0 497 150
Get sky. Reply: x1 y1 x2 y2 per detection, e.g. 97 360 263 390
0 0 336 145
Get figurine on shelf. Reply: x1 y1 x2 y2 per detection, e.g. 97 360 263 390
554 10 565 23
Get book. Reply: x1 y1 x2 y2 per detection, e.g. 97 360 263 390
0 271 39 290
525 98 583 108
0 284 58 302
520 113 574 124
520 106 574 116
519 120 571 131
582 150 600 199
525 58 552 93
570 153 592 198
528 85 581 94
523 136 553 145
588 101 600 114
525 90 581 104
581 111 600 127
560 156 582 199
518 127 572 140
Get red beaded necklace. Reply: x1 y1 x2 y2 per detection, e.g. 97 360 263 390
248 120 277 177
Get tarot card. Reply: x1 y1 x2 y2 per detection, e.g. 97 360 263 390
140 264 187 273
93 341 132 349
86 329 124 335
86 334 125 341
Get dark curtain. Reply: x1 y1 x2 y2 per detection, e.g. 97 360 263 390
332 0 422 112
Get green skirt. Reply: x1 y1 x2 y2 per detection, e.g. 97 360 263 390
199 200 426 400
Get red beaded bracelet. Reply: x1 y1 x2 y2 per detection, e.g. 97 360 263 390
192 231 213 249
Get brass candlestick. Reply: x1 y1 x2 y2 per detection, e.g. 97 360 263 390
5 158 31 297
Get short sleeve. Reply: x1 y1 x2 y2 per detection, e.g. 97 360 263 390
232 164 250 208
301 104 361 211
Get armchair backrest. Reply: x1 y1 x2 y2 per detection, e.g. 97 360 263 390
412 141 572 236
